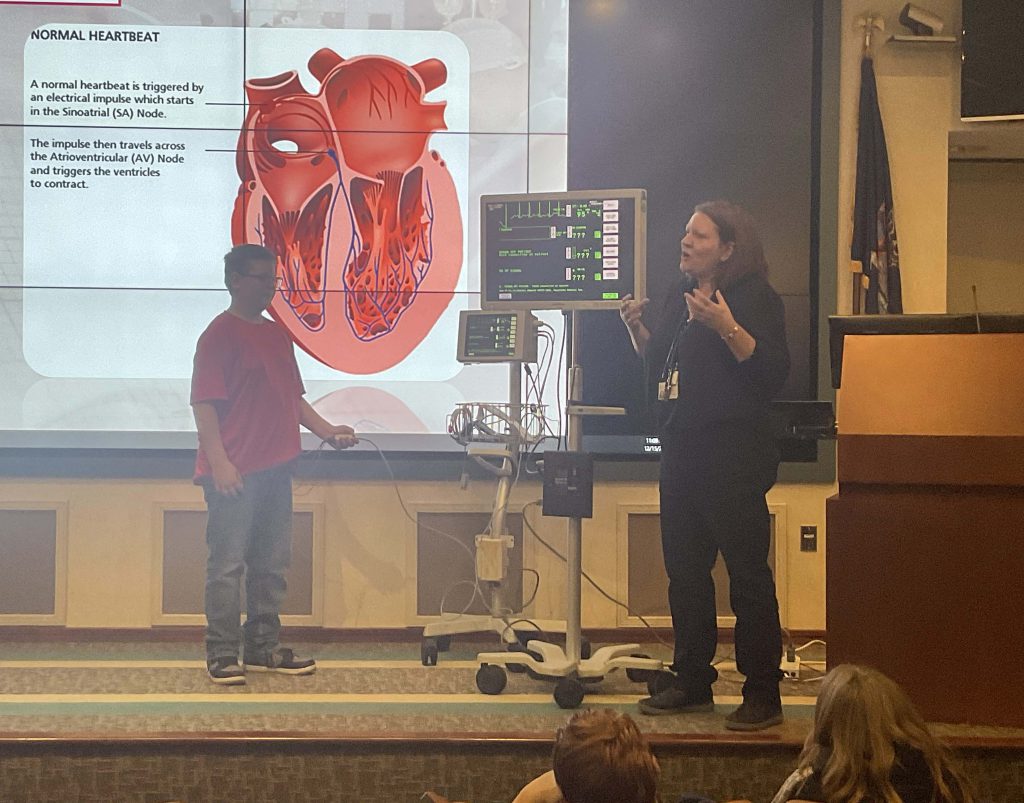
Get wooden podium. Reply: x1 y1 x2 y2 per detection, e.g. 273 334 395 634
827 315 1024 727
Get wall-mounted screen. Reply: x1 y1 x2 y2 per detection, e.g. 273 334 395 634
567 0 821 460
961 0 1024 121
0 1 570 454
0 0 826 466
480 189 646 310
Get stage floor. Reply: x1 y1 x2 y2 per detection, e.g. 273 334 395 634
2 638 1024 802
1 638 1021 746
0 638 820 742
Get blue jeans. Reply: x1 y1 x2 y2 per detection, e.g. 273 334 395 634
203 463 293 661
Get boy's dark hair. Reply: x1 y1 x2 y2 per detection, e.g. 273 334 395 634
223 243 275 290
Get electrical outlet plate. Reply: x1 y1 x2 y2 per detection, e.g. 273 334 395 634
781 656 801 679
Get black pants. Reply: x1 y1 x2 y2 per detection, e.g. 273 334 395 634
658 443 783 703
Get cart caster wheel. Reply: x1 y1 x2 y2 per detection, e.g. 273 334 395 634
646 670 676 697
421 639 439 667
626 654 655 684
436 635 452 652
554 677 586 709
476 664 508 695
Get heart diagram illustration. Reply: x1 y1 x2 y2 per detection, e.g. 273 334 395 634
232 47 463 373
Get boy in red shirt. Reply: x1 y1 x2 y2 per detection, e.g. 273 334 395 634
191 244 357 685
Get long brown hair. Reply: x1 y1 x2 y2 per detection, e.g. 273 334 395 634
800 665 975 803
693 200 768 290
552 709 659 803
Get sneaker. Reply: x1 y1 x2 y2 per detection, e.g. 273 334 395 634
724 699 784 731
638 686 715 716
244 647 316 675
207 656 246 686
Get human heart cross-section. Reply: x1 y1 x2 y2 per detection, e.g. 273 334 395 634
232 47 463 373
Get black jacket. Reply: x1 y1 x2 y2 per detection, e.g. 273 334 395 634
645 272 789 484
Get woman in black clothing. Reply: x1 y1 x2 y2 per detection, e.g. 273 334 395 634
771 664 976 803
619 200 790 731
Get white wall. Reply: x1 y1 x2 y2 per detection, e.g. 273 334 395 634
0 475 833 632
948 162 1024 313
837 0 961 314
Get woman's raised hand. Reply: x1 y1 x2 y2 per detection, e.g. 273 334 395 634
619 294 651 356
684 287 735 337
619 294 649 334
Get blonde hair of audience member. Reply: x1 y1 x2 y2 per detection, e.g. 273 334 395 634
551 709 660 803
799 665 974 803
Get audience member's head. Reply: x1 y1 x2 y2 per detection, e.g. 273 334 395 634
552 709 660 803
800 664 975 803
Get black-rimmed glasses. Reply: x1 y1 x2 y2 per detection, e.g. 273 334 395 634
236 271 284 288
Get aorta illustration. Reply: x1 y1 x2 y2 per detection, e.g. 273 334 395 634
232 47 463 373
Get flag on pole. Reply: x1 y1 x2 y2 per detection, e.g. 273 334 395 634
852 55 902 314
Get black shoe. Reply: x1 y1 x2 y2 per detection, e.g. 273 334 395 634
207 656 246 686
244 647 316 675
638 686 714 716
724 699 783 731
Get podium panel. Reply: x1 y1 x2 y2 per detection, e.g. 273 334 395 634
837 333 1024 437
827 487 1024 726
827 323 1024 727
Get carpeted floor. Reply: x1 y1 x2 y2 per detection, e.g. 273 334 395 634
2 638 1021 743
0 638 827 740
1 639 1023 802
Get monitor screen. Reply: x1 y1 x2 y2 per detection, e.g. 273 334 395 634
961 0 1024 121
480 189 646 310
457 311 536 364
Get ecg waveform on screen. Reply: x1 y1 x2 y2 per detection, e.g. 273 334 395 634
484 196 632 305
494 200 605 242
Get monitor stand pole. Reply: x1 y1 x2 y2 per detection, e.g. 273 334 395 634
473 311 663 708
420 361 567 667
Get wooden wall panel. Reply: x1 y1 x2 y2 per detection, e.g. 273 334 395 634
161 509 315 619
0 509 57 616
416 512 523 617
827 486 1024 727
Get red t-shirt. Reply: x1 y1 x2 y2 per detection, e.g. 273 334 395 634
191 312 305 481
